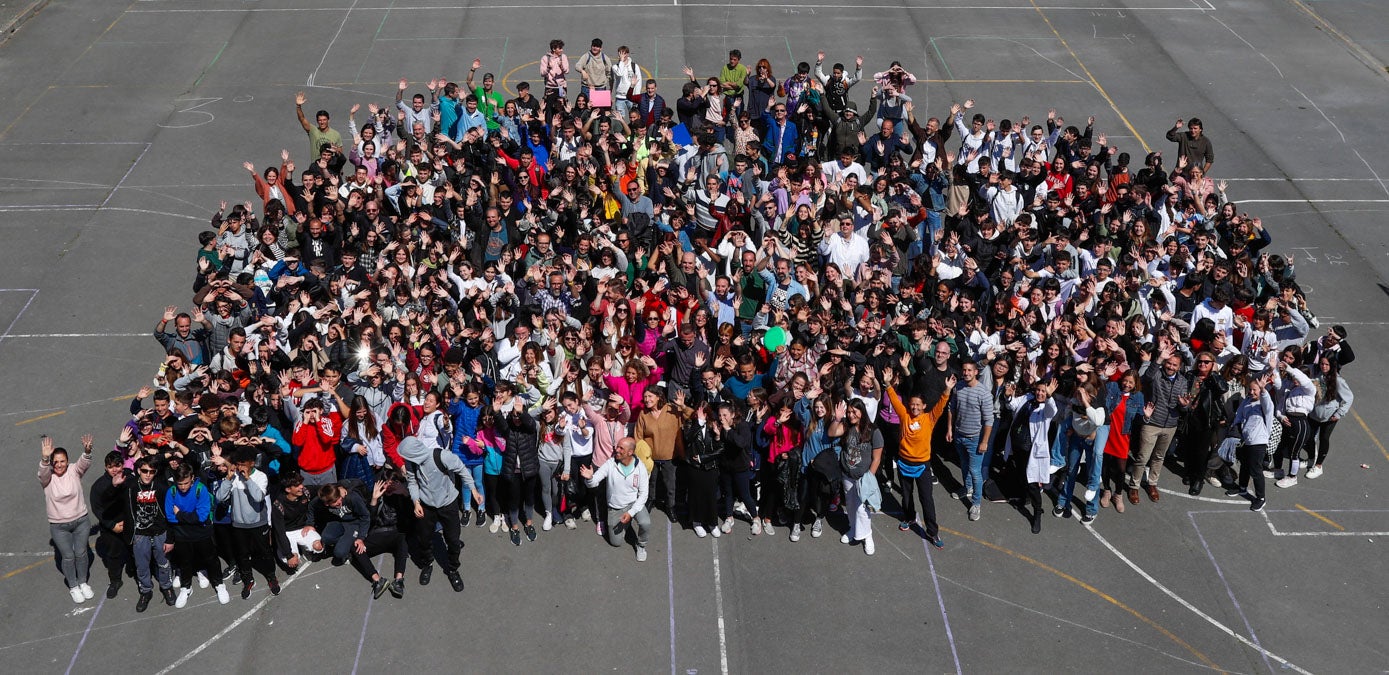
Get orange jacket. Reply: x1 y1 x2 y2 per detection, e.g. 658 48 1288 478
886 386 950 463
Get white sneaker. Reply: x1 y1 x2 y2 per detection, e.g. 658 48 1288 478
864 537 876 556
1263 469 1285 480
790 525 802 542
711 524 722 538
751 519 762 536
1207 476 1223 487
564 518 577 530
763 520 775 537
216 585 230 604
196 572 209 589
733 501 751 519
969 504 981 521
1276 476 1298 489
171 574 181 589
580 510 593 522
542 514 553 531
720 517 734 534
840 533 851 545
175 588 192 609
636 547 648 562
1306 465 1324 479
694 525 708 538
78 583 94 600
489 516 503 534
69 587 85 604
811 518 824 538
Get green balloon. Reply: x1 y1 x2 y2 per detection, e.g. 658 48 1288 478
763 327 787 351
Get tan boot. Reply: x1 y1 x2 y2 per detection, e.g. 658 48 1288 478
1099 490 1111 508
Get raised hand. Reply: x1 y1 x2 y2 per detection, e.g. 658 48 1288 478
295 91 306 106
162 305 177 322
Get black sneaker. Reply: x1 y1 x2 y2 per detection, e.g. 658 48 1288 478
1052 506 1064 518
1081 513 1095 524
241 581 254 599
106 581 122 599
446 570 464 592
161 587 176 606
389 578 404 599
1225 487 1245 497
136 591 152 613
372 578 389 599
1031 516 1042 535
1250 498 1266 512
223 566 239 582
268 579 281 596
510 528 522 546
461 510 472 528
418 565 433 586
524 524 537 542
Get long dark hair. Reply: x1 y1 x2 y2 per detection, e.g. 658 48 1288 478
1319 357 1343 403
846 398 873 437
347 395 379 441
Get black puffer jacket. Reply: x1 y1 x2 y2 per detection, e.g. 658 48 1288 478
498 408 540 478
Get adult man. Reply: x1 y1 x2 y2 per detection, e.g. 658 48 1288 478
1127 351 1190 504
295 92 342 160
581 437 651 562
818 218 871 279
465 59 504 132
631 79 667 128
947 360 994 520
1166 117 1213 173
155 306 212 366
395 78 434 136
761 99 799 167
398 435 482 592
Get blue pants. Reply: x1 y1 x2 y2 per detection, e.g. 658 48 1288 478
1060 432 1103 516
955 435 984 503
132 532 172 593
321 522 365 565
460 464 485 511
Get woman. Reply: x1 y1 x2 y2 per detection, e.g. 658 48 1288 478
759 400 801 535
537 399 572 531
833 400 883 555
682 402 723 537
1098 370 1144 513
791 386 840 542
885 374 954 547
1057 380 1105 523
1306 356 1352 479
715 402 758 535
606 354 663 417
634 387 682 519
497 397 541 546
39 434 96 603
165 462 232 606
1227 374 1276 511
1181 351 1229 494
341 395 384 484
1006 378 1061 534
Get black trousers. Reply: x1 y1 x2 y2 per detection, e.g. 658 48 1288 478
231 525 278 585
685 466 720 527
95 529 132 585
899 463 939 540
173 536 223 588
416 497 462 572
352 528 409 580
1237 443 1268 499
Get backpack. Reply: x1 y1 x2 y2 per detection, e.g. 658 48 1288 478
406 447 450 479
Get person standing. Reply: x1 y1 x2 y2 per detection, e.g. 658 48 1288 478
38 434 96 603
89 451 134 599
1127 351 1190 504
398 436 482 593
127 457 176 611
1306 356 1352 479
1166 117 1213 173
885 374 954 548
165 463 231 607
682 403 722 538
1226 374 1276 511
213 449 281 599
1006 379 1061 534
1098 371 1144 514
946 361 993 521
833 400 883 555
581 437 652 562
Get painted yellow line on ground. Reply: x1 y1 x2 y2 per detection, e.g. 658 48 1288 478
1287 0 1389 84
1029 0 1151 153
942 526 1223 671
1352 410 1389 463
15 410 65 426
2 558 49 580
1294 504 1346 531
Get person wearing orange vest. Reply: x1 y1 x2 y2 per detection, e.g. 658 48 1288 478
885 369 955 548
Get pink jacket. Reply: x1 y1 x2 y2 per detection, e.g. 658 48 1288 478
605 367 663 417
38 452 92 523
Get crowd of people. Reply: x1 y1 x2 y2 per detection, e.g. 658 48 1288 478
36 38 1359 612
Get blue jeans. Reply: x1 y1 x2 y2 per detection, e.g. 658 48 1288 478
132 531 172 593
321 521 365 565
955 435 984 502
1060 433 1103 516
460 464 485 511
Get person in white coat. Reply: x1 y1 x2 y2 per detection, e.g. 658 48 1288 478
1006 378 1060 534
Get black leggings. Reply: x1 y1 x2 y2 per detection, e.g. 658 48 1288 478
1238 443 1268 499
757 460 782 520
719 470 758 519
1306 418 1339 466
483 474 503 517
795 468 830 526
1101 454 1128 494
686 467 720 527
898 463 939 540
1276 416 1312 472
503 473 538 525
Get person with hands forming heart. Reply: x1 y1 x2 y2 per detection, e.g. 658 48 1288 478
885 374 954 548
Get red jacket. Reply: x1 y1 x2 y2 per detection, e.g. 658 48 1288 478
292 412 341 475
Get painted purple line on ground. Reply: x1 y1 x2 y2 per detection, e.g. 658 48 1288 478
666 521 677 675
1188 512 1273 674
350 592 376 674
923 541 963 675
65 595 105 675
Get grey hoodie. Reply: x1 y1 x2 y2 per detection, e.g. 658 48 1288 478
399 436 476 507
214 469 271 529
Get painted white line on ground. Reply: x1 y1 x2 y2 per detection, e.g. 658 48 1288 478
1258 509 1389 537
126 3 1218 12
1222 177 1377 181
3 333 146 338
0 290 39 348
0 206 206 221
1157 486 1248 504
1231 199 1389 203
710 538 729 675
0 551 52 556
152 561 312 675
101 143 150 208
1352 148 1389 198
1086 524 1312 674
307 0 361 87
